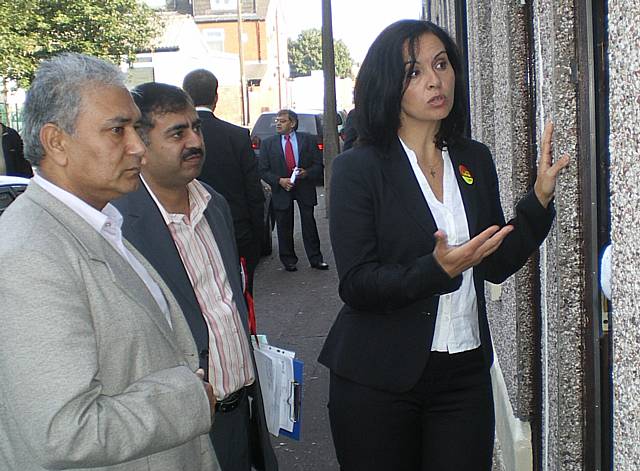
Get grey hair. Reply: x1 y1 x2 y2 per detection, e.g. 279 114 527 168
23 53 126 166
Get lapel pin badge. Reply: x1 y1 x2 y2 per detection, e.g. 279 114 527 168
459 165 474 185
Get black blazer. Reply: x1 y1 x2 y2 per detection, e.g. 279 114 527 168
2 124 32 177
113 182 277 471
197 110 264 247
258 131 323 210
318 137 554 392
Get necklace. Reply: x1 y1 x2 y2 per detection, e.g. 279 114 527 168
429 167 437 178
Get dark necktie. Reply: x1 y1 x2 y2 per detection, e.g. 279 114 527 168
284 134 296 174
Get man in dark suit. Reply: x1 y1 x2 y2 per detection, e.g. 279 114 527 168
340 108 358 151
258 109 328 272
1 123 33 177
182 69 264 294
113 83 277 471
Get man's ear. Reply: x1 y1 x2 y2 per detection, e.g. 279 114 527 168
39 123 69 166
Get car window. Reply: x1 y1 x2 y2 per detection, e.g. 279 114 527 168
0 185 27 216
0 191 14 214
251 112 326 138
251 113 277 135
296 115 320 135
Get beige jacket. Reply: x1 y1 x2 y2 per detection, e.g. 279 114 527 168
0 182 219 471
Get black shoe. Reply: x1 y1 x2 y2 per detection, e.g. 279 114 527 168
284 264 297 272
311 262 329 270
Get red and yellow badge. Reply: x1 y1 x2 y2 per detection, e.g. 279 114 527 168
459 164 474 185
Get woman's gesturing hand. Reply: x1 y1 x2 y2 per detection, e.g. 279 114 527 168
433 225 514 278
534 122 571 208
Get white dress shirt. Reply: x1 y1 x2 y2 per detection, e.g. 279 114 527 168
400 139 481 353
32 174 172 327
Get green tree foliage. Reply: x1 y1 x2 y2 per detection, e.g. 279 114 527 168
0 0 161 87
288 28 354 79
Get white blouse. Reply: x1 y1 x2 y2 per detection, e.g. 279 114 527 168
400 139 481 353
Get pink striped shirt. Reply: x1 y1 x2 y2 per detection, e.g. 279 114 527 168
145 178 254 399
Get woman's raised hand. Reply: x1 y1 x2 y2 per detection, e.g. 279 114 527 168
534 122 570 208
433 225 514 278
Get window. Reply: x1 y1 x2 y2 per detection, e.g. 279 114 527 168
203 28 225 52
209 0 234 11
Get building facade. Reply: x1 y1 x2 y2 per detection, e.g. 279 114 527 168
138 0 288 125
192 0 288 124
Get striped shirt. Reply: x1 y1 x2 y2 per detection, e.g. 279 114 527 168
143 177 255 399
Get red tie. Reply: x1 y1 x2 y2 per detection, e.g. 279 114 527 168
284 134 296 174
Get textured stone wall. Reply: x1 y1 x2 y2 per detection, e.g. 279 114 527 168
465 0 542 420
608 1 640 468
532 1 585 469
424 0 457 38
465 0 586 469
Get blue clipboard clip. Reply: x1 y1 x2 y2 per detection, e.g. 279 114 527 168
279 358 303 440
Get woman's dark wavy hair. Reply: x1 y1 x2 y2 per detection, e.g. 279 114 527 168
354 19 467 152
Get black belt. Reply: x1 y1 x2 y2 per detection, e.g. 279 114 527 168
215 387 246 414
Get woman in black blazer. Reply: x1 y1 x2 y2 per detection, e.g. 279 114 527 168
318 20 569 471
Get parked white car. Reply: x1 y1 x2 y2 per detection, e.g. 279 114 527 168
0 176 30 216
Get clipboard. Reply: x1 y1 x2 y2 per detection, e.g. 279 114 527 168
252 338 303 440
279 358 303 440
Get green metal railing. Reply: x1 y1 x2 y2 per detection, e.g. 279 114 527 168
1 105 24 133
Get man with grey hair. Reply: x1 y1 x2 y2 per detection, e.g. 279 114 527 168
0 53 219 471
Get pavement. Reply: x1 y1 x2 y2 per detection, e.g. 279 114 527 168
252 189 341 471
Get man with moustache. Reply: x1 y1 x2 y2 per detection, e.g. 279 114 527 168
0 54 218 471
113 82 277 471
182 69 264 295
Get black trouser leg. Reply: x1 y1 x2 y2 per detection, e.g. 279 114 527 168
421 349 494 471
210 392 252 471
328 348 494 471
274 205 297 266
296 200 323 265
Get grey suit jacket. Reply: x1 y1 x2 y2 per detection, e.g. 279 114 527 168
0 182 219 471
113 181 278 471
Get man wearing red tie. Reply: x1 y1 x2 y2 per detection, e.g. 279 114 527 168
258 109 328 272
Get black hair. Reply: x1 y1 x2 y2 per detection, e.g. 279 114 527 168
182 69 218 107
354 19 467 151
277 109 299 131
130 82 194 144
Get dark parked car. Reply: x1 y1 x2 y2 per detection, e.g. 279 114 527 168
0 176 29 216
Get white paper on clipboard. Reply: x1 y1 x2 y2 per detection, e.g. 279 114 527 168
252 348 280 435
252 340 297 436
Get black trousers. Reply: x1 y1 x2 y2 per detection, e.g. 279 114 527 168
274 199 323 267
328 347 494 471
210 390 252 471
